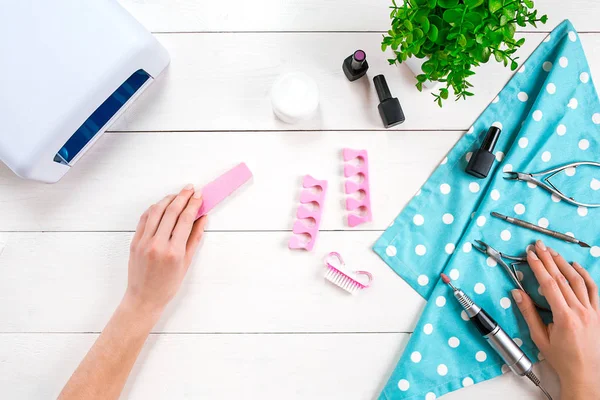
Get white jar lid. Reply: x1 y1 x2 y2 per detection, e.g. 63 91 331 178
270 72 319 124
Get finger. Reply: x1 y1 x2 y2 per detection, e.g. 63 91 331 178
549 248 590 308
155 185 195 240
527 243 569 315
535 240 581 309
512 289 550 350
131 209 149 247
574 262 599 310
171 191 204 246
142 194 177 241
185 216 208 264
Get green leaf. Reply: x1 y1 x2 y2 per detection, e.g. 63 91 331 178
428 24 439 41
437 0 459 8
443 9 462 24
464 12 483 26
503 23 516 38
427 0 437 8
540 15 548 24
489 0 502 13
481 47 491 62
422 60 435 74
458 34 467 47
510 60 519 70
440 88 449 99
404 19 413 30
428 15 443 28
418 16 430 33
494 50 503 62
523 0 534 7
464 0 484 8
516 38 526 46
500 15 508 26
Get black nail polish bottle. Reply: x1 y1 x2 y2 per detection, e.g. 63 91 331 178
373 74 405 128
466 126 502 179
343 50 369 81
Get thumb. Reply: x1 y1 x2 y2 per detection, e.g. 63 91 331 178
512 289 549 350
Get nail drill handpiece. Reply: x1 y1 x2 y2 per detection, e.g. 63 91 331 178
440 274 552 399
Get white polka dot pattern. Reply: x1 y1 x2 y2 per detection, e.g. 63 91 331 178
475 351 487 362
398 379 410 391
386 246 397 257
411 351 422 363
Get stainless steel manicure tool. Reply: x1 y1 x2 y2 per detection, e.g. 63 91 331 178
503 161 600 208
472 240 550 311
491 212 591 248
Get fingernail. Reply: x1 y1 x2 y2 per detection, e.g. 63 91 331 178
183 183 194 191
192 188 202 199
536 240 547 251
573 262 582 269
511 290 523 304
549 247 559 257
528 250 539 260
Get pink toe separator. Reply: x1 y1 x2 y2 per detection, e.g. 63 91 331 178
343 149 372 227
288 175 328 251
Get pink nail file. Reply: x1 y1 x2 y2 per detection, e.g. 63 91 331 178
196 163 253 219
288 175 328 251
343 149 372 227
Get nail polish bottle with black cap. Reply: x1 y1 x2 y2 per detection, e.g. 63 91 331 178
373 74 405 128
466 126 502 179
343 50 369 81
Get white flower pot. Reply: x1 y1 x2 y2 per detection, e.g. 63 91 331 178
403 56 438 90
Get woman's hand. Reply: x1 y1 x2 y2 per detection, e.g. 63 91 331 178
125 184 207 316
512 240 600 400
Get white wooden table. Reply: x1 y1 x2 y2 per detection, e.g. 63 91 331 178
1 1 598 398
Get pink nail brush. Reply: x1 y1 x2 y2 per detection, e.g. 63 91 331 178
324 252 373 294
196 162 253 219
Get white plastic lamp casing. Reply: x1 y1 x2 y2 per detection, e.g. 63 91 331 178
0 0 170 183
271 72 320 124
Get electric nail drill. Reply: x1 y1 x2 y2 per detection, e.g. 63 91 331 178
373 74 405 128
441 274 553 400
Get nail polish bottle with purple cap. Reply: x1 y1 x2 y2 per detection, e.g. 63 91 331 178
343 50 369 81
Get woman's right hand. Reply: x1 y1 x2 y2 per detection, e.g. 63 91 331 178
512 240 600 400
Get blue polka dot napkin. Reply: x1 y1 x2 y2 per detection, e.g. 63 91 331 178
373 20 600 400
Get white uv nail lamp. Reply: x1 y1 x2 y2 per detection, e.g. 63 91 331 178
0 0 170 183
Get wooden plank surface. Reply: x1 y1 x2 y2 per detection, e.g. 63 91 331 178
0 231 423 333
118 0 599 33
0 333 559 400
0 131 459 232
110 33 600 132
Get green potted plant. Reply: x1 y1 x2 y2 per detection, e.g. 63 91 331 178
382 0 548 106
